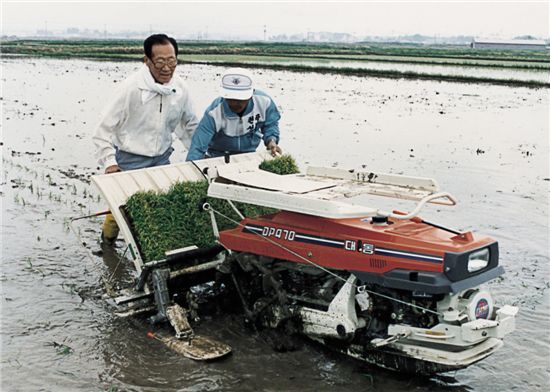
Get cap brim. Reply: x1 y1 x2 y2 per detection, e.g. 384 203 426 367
221 87 253 100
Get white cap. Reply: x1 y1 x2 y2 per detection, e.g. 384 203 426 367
221 68 254 100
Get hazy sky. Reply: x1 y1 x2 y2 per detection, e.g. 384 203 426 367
2 1 549 39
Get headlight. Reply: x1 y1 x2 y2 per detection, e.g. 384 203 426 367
468 248 490 273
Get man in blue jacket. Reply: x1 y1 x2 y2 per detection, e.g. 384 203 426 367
186 68 282 161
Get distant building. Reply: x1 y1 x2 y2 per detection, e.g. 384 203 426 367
471 38 548 50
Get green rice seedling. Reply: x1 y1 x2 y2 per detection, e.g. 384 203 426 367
259 154 300 175
63 218 71 233
362 373 374 387
8 359 22 368
61 282 77 295
45 341 73 356
125 156 298 262
57 345 73 355
24 258 45 278
126 181 275 261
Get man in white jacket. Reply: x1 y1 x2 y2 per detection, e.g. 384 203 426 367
94 33 198 173
93 33 198 243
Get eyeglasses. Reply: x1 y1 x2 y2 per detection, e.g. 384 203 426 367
150 57 177 69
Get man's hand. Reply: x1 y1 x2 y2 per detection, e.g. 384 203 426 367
266 140 282 157
105 165 122 174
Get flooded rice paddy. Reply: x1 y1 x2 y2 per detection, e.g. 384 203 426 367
237 57 550 83
1 58 549 391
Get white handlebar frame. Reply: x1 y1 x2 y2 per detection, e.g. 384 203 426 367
377 192 458 220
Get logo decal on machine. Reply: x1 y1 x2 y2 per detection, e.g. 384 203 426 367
242 224 442 263
244 224 340 247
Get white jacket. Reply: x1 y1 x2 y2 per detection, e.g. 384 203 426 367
93 65 198 169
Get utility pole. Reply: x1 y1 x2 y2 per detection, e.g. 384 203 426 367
263 25 267 41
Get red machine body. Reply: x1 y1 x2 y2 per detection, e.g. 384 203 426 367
220 211 493 276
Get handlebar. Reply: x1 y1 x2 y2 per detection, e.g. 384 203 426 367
377 192 458 220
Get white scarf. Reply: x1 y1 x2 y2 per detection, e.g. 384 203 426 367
139 64 177 104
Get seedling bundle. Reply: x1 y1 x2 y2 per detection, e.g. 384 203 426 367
125 155 299 262
258 154 299 175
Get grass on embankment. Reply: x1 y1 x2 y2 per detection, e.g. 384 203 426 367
2 39 549 88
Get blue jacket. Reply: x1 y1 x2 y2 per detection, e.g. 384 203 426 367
186 90 280 161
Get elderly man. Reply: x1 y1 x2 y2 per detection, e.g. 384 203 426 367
94 33 198 173
93 33 198 243
186 68 282 161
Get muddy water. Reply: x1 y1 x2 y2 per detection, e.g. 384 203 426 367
1 58 548 391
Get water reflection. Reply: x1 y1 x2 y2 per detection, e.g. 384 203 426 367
242 58 550 83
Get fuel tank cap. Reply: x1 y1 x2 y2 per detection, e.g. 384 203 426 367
371 216 389 225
